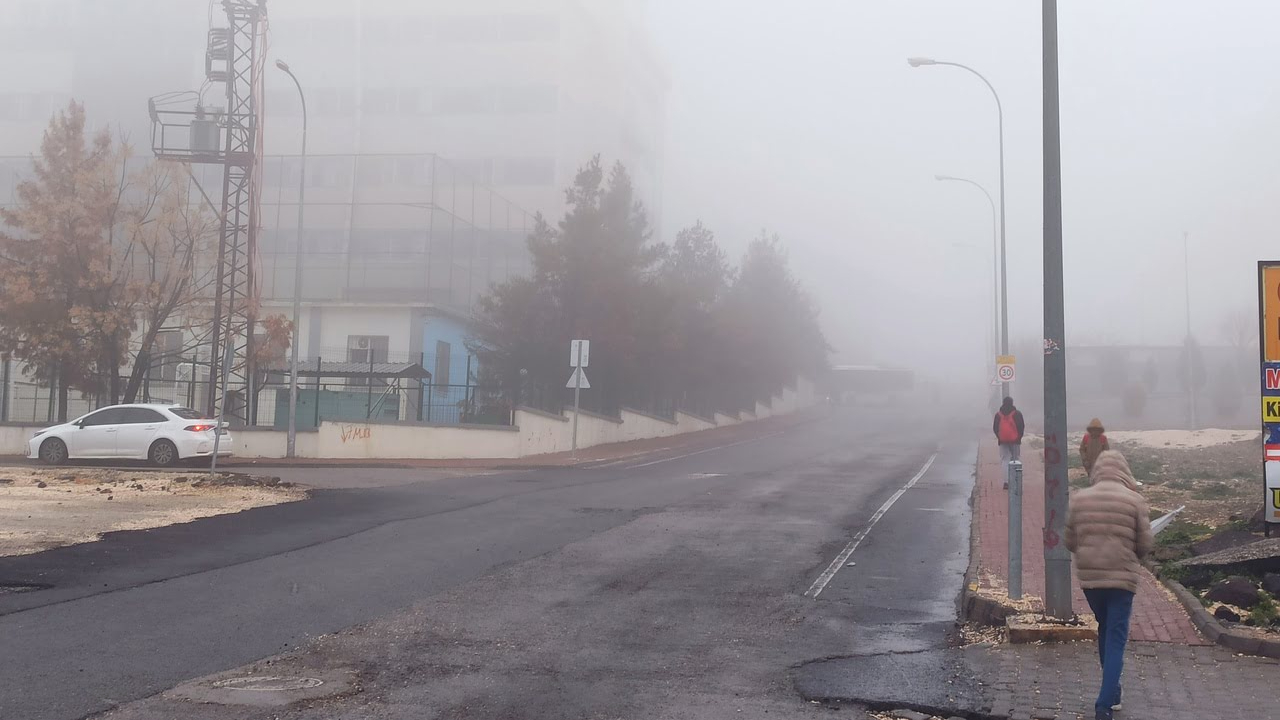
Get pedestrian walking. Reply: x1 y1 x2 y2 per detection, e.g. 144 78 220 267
1079 418 1110 475
1065 450 1154 720
992 397 1025 479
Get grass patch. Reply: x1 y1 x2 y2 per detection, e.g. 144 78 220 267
1128 455 1165 483
1070 476 1092 490
1192 482 1230 500
1156 519 1215 547
1160 564 1191 583
1249 593 1279 628
1166 479 1194 491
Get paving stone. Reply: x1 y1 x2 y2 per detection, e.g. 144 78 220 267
971 439 1206 644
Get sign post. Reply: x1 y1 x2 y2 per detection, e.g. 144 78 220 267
568 340 590 457
1258 263 1280 536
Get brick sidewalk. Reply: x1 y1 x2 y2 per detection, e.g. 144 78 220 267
974 437 1203 644
975 640 1277 720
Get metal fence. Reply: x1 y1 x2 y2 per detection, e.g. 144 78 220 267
1 360 786 430
249 380 514 429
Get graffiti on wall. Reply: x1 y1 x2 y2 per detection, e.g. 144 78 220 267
339 424 372 443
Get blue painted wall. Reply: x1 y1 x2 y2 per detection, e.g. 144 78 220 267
421 313 475 389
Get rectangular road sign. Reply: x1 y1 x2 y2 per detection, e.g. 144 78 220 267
570 339 590 368
995 355 1016 384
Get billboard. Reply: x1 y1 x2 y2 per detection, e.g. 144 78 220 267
1258 262 1280 529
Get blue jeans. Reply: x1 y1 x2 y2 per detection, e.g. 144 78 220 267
1084 588 1134 715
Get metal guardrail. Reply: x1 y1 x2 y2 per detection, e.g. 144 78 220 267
1152 505 1187 535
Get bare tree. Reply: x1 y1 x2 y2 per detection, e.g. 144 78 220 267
112 160 220 403
1219 308 1257 349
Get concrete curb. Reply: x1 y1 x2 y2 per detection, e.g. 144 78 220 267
1162 577 1280 658
959 452 997 626
959 449 1019 628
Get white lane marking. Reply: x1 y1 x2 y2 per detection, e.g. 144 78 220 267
918 507 947 512
625 432 786 469
804 452 939 599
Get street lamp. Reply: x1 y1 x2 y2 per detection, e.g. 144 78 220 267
936 175 1000 366
909 56 1009 396
276 59 307 458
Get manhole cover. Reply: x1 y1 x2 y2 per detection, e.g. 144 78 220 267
0 583 50 595
210 676 325 692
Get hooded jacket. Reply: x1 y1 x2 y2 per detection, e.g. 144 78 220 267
1079 418 1110 474
1064 451 1154 593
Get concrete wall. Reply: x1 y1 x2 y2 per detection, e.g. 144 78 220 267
0 376 822 460
0 425 35 457
315 420 520 460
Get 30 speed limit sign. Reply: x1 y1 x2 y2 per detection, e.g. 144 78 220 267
996 355 1016 383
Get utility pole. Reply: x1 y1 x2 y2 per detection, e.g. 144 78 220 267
1042 0 1072 620
277 60 307 458
1184 231 1197 430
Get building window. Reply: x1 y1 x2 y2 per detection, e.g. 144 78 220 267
355 156 395 186
308 157 350 190
434 86 496 115
147 330 185 382
496 85 558 114
363 87 398 114
499 157 556 186
434 340 451 392
452 158 494 185
395 156 431 187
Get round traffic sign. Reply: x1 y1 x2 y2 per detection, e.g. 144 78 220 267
998 365 1015 381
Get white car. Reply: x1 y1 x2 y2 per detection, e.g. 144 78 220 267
27 404 233 467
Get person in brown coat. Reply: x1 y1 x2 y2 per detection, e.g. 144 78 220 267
1079 418 1110 475
1065 450 1154 720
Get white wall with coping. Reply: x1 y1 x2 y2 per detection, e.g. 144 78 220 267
714 412 740 426
314 420 520 460
618 408 678 442
676 411 716 434
514 406 571 456
0 376 821 460
568 408 625 451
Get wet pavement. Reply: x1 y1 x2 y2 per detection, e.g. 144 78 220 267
3 402 976 720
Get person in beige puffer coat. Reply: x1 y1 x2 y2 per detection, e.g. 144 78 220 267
1065 450 1154 720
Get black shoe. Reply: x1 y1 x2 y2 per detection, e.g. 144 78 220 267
1096 710 1113 720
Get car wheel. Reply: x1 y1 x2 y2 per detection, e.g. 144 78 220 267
39 438 68 466
148 439 179 468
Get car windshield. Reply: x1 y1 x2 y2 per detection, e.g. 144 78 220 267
167 407 205 420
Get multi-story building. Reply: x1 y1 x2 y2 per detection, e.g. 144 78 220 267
264 0 667 223
0 0 668 426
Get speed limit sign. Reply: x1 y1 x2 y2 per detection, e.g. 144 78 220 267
996 355 1016 383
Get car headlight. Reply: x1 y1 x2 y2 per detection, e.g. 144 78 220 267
32 430 46 438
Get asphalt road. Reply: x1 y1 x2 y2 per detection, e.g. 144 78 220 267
0 402 975 720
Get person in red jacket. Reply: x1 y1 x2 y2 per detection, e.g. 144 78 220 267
992 397 1026 475
1079 418 1110 475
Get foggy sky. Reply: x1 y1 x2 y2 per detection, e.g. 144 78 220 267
649 0 1280 380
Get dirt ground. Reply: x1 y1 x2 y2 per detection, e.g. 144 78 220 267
1064 429 1264 532
0 466 306 557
